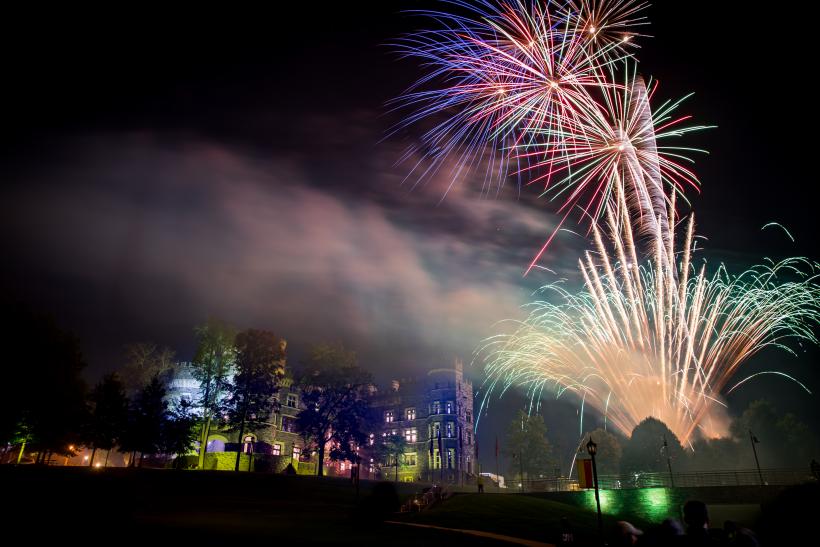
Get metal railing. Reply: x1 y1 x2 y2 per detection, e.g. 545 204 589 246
521 468 814 492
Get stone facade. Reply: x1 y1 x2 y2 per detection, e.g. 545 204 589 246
367 359 476 483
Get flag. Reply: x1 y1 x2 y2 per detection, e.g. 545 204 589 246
577 458 594 489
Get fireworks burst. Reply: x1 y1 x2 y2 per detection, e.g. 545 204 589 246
389 0 646 198
518 65 714 273
479 189 820 445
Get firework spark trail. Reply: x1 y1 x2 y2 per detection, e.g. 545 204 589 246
391 1 711 271
479 191 820 445
517 66 714 273
388 0 643 199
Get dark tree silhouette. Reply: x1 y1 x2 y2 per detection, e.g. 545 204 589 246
225 329 284 471
119 343 176 395
189 319 236 469
583 428 623 475
620 417 684 475
504 410 556 480
372 432 407 482
84 374 129 467
161 399 199 469
1 304 87 464
121 375 169 466
295 343 374 477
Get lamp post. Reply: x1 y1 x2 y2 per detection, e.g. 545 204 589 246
663 435 675 487
749 430 764 485
587 437 603 542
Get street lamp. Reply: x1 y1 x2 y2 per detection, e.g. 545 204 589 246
586 437 603 542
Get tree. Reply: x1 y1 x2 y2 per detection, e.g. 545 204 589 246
84 374 129 467
584 428 623 475
225 329 284 471
1 305 87 463
161 399 199 469
189 319 236 469
295 343 374 477
120 375 169 467
504 410 556 482
689 436 743 471
730 399 819 468
620 417 684 475
119 343 177 395
373 432 407 482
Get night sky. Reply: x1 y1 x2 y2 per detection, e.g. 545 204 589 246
2 2 818 460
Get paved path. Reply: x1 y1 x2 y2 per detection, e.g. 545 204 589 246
385 520 554 547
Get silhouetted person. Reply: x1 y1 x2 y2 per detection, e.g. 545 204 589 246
613 521 643 546
477 474 484 493
283 462 297 475
559 517 575 545
649 518 684 546
723 520 759 547
682 500 723 546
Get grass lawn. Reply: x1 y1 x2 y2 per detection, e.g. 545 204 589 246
397 492 648 545
0 466 508 544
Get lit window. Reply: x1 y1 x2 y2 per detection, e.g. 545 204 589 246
447 449 454 469
406 408 416 421
368 433 375 446
281 416 296 433
405 428 417 443
385 410 394 423
445 401 453 414
432 401 441 414
446 422 454 438
433 423 441 438
405 453 417 466
434 450 441 469
286 394 297 408
272 443 281 456
292 446 301 460
340 462 346 471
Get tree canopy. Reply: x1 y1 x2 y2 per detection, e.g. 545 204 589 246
620 417 684 475
504 410 556 480
295 343 374 477
225 328 284 471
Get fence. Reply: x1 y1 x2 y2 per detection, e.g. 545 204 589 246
521 468 814 492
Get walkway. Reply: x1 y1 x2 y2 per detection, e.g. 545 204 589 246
385 520 554 547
